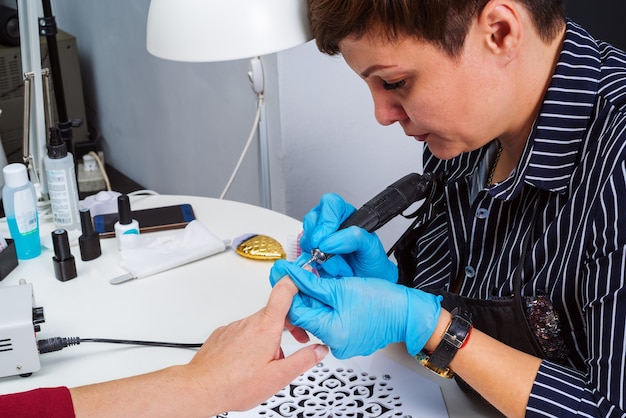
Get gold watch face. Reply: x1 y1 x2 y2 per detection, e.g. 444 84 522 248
415 352 455 378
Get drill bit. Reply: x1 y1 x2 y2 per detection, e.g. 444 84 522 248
301 248 330 267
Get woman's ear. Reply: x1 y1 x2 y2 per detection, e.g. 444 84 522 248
477 0 522 62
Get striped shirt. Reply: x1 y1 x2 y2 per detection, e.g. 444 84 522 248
406 21 626 416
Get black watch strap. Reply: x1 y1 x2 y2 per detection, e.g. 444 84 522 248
416 307 472 377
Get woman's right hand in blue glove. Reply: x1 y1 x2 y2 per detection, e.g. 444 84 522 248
299 193 398 283
271 260 442 359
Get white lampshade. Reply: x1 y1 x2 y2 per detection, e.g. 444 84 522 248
146 0 313 62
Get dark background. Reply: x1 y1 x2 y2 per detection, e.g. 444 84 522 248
566 0 626 50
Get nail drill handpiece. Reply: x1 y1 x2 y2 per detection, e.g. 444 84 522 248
304 172 439 266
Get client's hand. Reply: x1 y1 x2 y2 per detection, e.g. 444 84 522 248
186 277 328 413
70 278 328 418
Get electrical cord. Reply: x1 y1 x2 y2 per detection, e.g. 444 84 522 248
128 189 160 196
219 93 264 200
87 151 112 191
37 337 203 354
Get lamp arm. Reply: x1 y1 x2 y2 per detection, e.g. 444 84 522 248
40 0 75 148
17 0 46 194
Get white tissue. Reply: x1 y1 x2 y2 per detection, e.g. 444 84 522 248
119 220 226 280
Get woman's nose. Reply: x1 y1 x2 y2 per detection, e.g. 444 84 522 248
373 94 408 126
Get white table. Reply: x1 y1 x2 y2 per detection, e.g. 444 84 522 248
0 195 501 417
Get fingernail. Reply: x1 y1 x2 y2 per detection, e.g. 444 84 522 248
314 344 329 361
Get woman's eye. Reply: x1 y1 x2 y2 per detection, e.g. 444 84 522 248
382 79 406 90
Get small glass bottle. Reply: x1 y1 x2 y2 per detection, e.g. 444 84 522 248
2 163 41 259
114 194 139 250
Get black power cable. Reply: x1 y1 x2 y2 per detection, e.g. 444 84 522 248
38 337 202 354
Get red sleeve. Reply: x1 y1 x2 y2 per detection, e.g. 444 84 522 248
0 387 76 418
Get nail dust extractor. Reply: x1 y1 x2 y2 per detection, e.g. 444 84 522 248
0 281 45 378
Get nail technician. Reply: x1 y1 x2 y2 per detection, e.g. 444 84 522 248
272 0 626 417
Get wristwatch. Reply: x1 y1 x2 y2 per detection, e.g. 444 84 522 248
416 307 472 378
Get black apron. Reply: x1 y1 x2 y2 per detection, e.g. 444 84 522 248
392 210 567 395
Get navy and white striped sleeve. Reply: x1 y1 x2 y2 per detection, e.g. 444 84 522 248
528 159 626 417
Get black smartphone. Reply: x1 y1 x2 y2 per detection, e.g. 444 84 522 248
93 203 196 238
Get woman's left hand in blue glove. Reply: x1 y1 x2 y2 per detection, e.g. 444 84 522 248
270 260 442 359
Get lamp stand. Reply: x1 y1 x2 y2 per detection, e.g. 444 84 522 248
248 57 271 209
258 98 271 209
219 57 272 209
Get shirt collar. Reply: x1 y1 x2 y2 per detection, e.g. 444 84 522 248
491 20 601 199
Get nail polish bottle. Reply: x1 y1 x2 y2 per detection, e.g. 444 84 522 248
114 194 139 249
52 229 77 282
79 208 101 261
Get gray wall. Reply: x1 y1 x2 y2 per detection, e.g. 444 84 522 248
50 0 265 206
44 0 421 249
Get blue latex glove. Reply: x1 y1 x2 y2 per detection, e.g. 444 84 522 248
271 260 442 359
300 193 398 283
